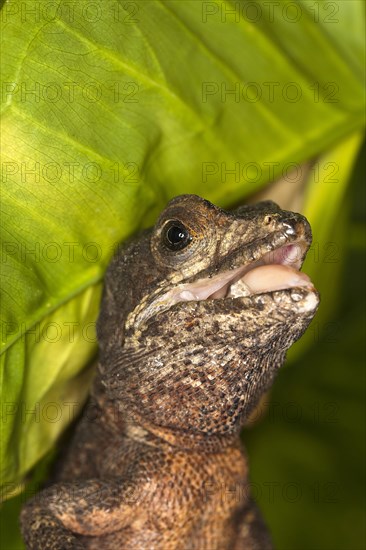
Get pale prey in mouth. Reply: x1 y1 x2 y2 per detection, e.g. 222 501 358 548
151 242 314 313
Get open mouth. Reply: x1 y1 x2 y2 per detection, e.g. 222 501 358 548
174 242 313 302
146 241 315 319
128 233 318 331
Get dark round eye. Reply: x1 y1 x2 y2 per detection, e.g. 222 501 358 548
163 220 192 251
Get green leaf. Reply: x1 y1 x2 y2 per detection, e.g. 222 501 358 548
0 0 364 531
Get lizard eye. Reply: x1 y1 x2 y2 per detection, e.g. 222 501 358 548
163 220 192 251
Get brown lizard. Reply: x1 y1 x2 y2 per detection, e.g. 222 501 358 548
20 194 319 549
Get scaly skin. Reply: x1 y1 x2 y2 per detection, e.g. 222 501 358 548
21 195 319 549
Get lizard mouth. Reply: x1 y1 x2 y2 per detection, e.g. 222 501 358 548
144 241 316 321
129 228 318 330
167 242 313 303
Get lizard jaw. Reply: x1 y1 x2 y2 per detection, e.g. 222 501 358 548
157 242 314 305
130 239 317 330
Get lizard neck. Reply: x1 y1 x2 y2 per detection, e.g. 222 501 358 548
123 415 241 453
94 373 242 453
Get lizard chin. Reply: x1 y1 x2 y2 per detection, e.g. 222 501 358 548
151 242 316 310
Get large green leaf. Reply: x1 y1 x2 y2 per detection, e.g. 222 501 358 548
0 1 365 545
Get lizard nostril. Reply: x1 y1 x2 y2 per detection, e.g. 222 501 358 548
283 221 296 236
264 215 272 225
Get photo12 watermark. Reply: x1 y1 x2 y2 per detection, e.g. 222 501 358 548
202 479 340 505
1 1 140 24
201 160 339 185
201 2 340 24
2 81 140 105
201 81 339 104
1 160 140 185
1 320 98 346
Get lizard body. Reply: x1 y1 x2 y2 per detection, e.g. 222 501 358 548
21 194 319 549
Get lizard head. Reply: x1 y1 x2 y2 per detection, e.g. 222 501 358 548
98 194 319 444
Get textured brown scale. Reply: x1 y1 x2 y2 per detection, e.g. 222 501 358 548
21 195 319 549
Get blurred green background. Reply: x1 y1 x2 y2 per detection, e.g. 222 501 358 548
1 1 365 548
244 140 366 550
